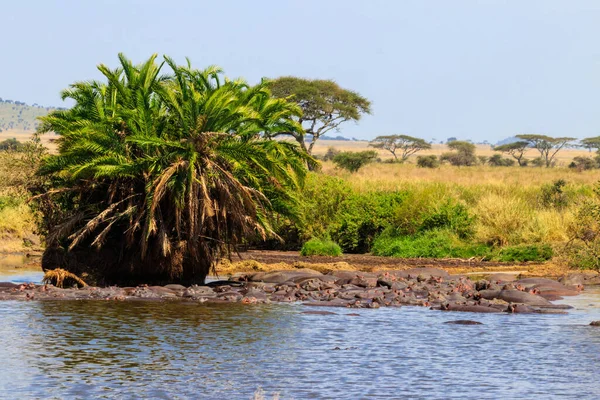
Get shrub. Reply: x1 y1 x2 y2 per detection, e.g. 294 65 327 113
478 156 489 165
540 179 568 209
496 244 553 262
0 195 21 211
330 191 405 253
419 200 475 239
568 156 598 171
332 151 378 172
416 155 439 168
564 184 600 270
488 154 515 167
300 238 342 256
372 229 490 259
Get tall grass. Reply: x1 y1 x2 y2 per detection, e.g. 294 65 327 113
0 150 40 250
280 162 597 263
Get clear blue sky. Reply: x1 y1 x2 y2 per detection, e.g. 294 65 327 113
3 0 600 143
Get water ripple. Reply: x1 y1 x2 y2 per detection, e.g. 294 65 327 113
0 289 600 399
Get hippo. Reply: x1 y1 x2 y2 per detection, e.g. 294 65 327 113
496 289 552 306
440 303 503 313
444 320 483 325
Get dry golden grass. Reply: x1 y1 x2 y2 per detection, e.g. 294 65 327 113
311 140 592 165
321 161 600 190
0 131 58 153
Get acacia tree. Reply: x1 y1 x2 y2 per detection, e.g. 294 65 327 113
369 134 431 162
581 136 600 153
516 134 575 167
269 77 371 154
34 54 312 285
493 141 530 166
440 140 477 166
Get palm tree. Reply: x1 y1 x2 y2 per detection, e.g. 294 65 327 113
36 54 312 285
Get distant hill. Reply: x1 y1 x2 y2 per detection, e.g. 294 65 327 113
495 136 521 146
0 98 59 133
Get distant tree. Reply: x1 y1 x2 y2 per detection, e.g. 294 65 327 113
581 136 600 153
516 134 575 167
440 140 477 166
269 77 371 154
332 151 377 172
369 134 431 162
416 155 439 168
494 141 530 166
322 146 340 161
0 137 22 151
446 137 457 143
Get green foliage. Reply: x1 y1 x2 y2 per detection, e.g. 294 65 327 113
440 140 477 166
372 229 490 259
0 195 22 211
269 77 371 154
419 200 475 239
416 155 439 168
496 244 553 262
332 151 377 172
300 238 342 256
565 183 600 270
330 190 405 253
289 174 405 253
34 53 312 284
540 179 569 209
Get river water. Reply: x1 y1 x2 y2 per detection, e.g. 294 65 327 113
0 263 599 399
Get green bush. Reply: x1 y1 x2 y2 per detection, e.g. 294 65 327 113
0 195 21 211
496 244 553 262
488 154 515 167
332 151 377 172
416 155 439 168
300 238 342 256
568 156 598 171
330 191 405 253
419 200 474 239
372 229 490 259
540 179 569 209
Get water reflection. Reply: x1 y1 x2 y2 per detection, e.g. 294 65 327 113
0 254 43 283
1 292 600 399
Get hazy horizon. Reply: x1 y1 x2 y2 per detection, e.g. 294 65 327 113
3 0 600 142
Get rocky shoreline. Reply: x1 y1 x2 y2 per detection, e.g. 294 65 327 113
2 267 598 315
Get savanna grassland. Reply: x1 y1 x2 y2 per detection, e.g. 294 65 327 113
266 150 600 272
2 137 600 275
311 140 593 165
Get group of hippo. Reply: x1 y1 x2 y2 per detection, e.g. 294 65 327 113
0 267 596 317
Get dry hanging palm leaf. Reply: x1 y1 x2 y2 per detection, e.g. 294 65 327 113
42 268 88 288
